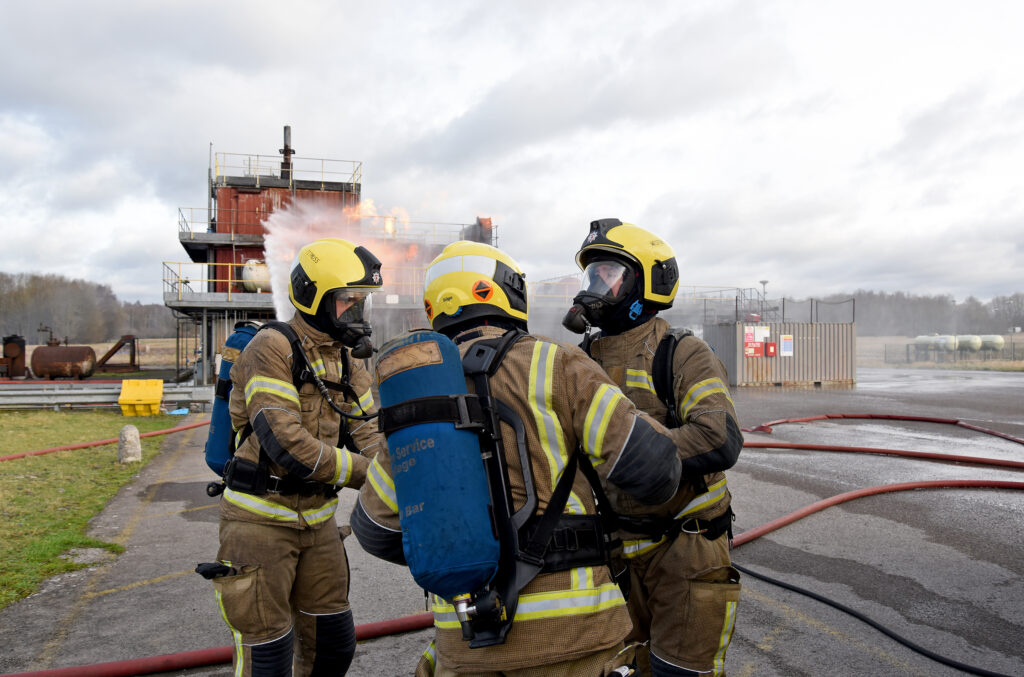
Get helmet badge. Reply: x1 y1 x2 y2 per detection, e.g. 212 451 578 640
372 270 382 285
424 299 433 320
585 232 598 243
472 280 494 302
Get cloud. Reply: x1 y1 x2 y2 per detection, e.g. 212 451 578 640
1 0 1023 308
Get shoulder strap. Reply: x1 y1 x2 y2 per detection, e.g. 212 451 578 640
261 320 313 390
652 327 693 428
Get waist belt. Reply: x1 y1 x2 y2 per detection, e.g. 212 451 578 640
617 506 734 543
224 456 338 498
526 514 610 573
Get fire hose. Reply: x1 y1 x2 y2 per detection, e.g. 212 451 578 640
0 419 212 463
3 417 1023 675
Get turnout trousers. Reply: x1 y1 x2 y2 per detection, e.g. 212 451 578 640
214 516 354 677
623 531 740 676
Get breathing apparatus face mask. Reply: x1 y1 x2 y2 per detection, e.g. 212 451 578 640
319 289 375 358
562 259 635 334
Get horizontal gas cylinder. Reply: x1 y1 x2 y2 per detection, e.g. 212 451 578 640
31 345 96 379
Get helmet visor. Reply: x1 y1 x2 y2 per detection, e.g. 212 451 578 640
326 289 373 327
579 260 632 302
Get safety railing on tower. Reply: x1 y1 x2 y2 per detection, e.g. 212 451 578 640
214 152 362 190
162 261 430 305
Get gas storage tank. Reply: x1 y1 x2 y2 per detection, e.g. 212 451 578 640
955 335 982 352
936 335 958 351
981 335 1006 351
2 335 28 378
31 345 96 379
240 259 271 292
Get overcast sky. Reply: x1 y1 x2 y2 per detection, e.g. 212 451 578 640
2 0 1022 306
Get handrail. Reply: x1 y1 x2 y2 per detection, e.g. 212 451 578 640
213 152 362 189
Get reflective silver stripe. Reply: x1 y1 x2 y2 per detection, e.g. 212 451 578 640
431 583 624 625
675 478 728 518
214 588 244 677
310 358 327 378
625 368 656 393
331 447 350 485
679 377 733 421
713 599 738 675
529 341 570 480
223 488 299 521
244 375 299 406
367 456 397 513
513 582 625 620
422 641 436 670
431 594 461 628
583 383 623 464
355 388 374 412
302 498 338 525
622 536 667 558
424 254 497 286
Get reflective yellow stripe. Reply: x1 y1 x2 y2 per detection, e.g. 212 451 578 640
625 368 656 393
571 566 594 590
675 478 728 518
223 488 299 522
679 377 733 421
422 641 436 670
622 536 668 559
356 389 374 412
582 383 624 465
311 358 327 378
431 582 624 627
244 375 299 406
528 341 572 497
367 456 397 513
302 498 338 525
214 588 244 677
330 447 351 486
713 599 738 675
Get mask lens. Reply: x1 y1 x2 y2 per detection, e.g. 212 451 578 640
331 290 372 325
580 260 630 300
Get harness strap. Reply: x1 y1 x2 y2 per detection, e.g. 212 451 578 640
378 394 487 436
652 327 693 429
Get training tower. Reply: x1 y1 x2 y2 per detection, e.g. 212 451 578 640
163 126 495 385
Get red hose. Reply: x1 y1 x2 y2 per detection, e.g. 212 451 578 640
743 441 1024 470
743 413 1024 446
6 415 1023 675
733 480 1024 547
0 612 434 677
0 420 211 463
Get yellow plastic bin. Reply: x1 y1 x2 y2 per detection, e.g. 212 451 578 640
118 379 164 416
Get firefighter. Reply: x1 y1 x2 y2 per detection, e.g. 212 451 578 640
352 241 684 676
563 219 743 677
209 238 385 676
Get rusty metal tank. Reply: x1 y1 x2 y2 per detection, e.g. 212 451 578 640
31 343 96 379
2 335 28 378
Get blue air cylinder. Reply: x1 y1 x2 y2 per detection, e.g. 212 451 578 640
376 330 500 600
204 322 260 475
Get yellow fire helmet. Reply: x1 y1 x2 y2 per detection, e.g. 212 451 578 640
575 218 679 310
423 240 528 333
289 238 383 353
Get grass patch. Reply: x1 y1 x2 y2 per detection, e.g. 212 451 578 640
0 410 181 610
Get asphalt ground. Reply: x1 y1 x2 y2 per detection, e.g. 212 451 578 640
1 366 1022 676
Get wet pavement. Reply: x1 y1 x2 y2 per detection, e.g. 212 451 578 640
0 367 1022 676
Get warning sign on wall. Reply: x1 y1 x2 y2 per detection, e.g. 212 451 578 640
781 334 794 357
744 341 764 357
